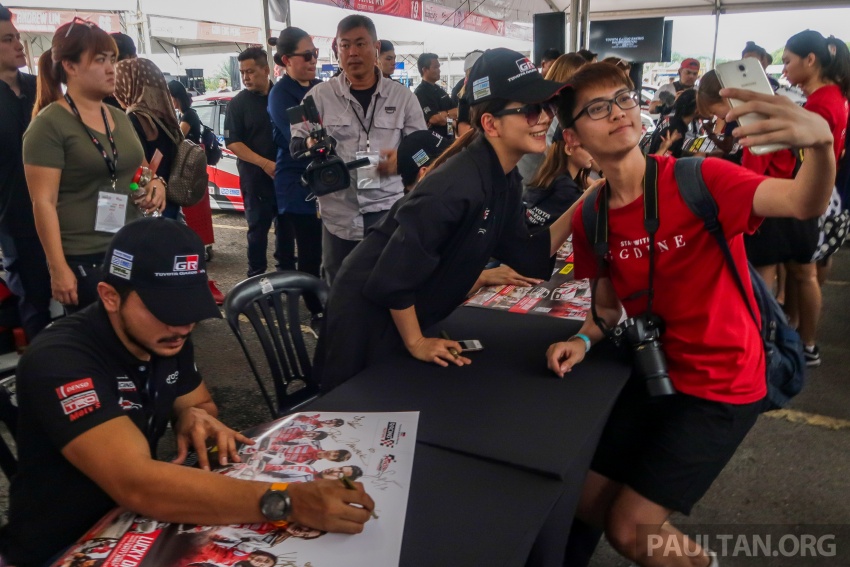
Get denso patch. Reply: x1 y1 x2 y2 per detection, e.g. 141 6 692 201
56 378 94 399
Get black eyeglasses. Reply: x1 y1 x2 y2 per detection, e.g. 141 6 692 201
571 90 639 123
287 49 319 62
491 102 555 126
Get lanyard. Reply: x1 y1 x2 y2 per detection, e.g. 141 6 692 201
65 93 119 187
350 87 379 152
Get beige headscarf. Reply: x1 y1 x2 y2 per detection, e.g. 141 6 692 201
114 58 181 142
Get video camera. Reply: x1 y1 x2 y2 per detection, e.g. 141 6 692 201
287 96 370 196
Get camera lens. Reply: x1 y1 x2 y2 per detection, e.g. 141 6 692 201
319 166 341 187
738 64 745 71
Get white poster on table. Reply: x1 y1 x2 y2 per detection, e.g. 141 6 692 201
54 412 419 567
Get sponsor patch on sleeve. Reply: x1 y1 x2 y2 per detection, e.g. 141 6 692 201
56 378 101 421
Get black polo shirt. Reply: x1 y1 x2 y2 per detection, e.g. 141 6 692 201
0 303 202 566
0 71 37 238
224 83 277 191
414 80 454 138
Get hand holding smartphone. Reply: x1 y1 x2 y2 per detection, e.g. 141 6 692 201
715 59 788 155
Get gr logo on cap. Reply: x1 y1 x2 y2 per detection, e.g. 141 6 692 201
104 218 222 326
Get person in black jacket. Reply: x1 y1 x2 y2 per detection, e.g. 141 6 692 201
0 5 51 340
314 48 581 392
524 128 595 231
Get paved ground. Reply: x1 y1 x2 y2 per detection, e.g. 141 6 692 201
1 211 848 565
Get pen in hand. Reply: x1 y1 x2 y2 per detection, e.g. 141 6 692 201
341 476 379 519
439 330 460 359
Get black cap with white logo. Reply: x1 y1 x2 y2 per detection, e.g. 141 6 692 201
103 218 222 326
397 130 449 187
466 48 567 106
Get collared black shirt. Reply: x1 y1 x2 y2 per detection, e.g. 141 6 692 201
224 83 277 191
0 303 202 566
0 71 37 238
414 80 454 138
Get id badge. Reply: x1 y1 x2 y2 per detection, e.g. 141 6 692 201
95 190 128 234
355 150 381 190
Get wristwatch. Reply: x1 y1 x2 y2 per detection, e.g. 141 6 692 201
260 482 292 525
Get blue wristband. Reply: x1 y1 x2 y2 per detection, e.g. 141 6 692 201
572 333 591 353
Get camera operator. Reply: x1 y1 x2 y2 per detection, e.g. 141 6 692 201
289 15 426 284
546 63 836 566
649 58 700 116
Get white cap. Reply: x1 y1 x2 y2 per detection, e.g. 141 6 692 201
464 51 484 72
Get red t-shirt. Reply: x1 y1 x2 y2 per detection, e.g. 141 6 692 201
573 156 768 403
805 84 849 165
741 147 797 178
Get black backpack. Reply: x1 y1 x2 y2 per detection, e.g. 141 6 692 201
581 157 806 411
200 124 222 166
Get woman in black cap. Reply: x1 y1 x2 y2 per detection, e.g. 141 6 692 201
314 48 590 391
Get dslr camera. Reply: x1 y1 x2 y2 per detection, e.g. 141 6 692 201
612 313 675 397
287 96 369 196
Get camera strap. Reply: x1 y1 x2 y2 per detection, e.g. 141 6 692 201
589 156 659 340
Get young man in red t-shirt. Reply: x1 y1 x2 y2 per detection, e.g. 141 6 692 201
547 63 836 567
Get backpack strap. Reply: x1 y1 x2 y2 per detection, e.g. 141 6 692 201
674 157 759 327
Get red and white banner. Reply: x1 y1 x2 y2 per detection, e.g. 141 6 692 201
423 1 456 27
11 9 120 34
197 22 264 44
455 9 504 36
301 0 423 22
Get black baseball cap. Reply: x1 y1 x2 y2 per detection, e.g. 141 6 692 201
397 130 449 187
103 218 221 326
466 48 567 106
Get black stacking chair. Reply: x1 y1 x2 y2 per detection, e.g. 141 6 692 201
223 272 328 419
0 375 18 479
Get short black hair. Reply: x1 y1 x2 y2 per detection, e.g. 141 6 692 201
379 39 394 54
238 46 268 67
577 48 598 62
541 48 561 62
111 33 137 61
417 53 439 75
311 430 329 440
168 80 193 110
0 5 13 22
219 77 228 84
337 14 378 42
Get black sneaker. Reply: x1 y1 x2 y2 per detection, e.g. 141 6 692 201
804 345 822 367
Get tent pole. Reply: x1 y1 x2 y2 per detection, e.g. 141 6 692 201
711 0 721 70
579 0 590 48
569 1 579 52
262 0 276 74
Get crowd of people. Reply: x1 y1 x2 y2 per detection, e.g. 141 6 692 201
0 2 848 566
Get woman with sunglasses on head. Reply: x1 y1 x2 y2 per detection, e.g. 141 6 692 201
24 19 165 313
314 48 587 392
545 63 835 567
268 27 323 279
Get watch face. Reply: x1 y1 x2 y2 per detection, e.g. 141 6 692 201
260 489 291 521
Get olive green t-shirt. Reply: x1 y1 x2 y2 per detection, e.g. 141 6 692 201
23 102 144 256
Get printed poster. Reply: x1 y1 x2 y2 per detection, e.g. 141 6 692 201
465 238 592 321
54 412 419 567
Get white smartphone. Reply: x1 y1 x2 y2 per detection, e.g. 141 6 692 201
458 340 484 352
715 58 787 155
